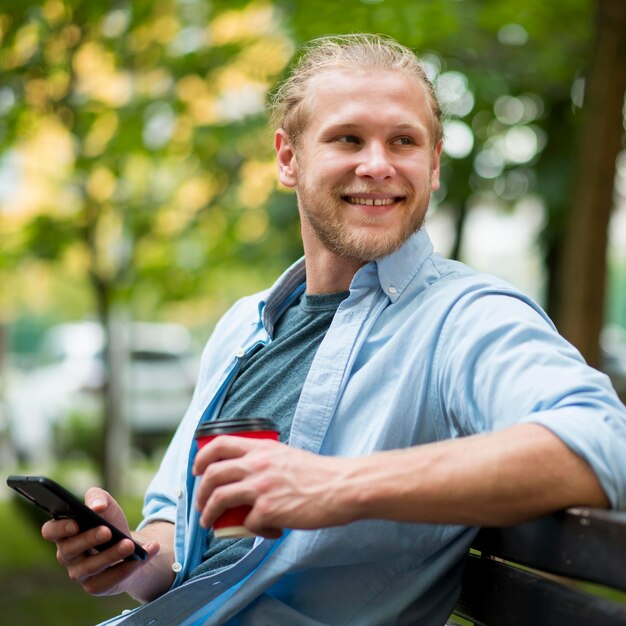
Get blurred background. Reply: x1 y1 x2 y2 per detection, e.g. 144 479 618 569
0 0 625 623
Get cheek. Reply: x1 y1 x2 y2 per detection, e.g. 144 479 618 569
314 149 356 176
403 160 437 186
309 165 348 190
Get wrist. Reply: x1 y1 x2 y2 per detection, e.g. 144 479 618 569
127 522 176 602
334 454 395 523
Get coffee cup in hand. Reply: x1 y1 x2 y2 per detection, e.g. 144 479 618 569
194 417 279 539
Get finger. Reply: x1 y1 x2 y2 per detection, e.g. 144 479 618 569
56 525 114 564
243 501 285 538
195 459 248 510
68 538 141 583
199 483 256 529
42 518 79 541
81 559 142 596
84 487 111 513
83 488 131 534
193 436 257 475
74 541 159 596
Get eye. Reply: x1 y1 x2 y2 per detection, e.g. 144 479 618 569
392 136 415 146
337 135 360 144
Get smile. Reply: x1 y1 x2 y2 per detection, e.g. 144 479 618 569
345 196 399 206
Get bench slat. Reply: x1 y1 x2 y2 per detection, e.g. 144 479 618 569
471 508 626 591
455 555 626 626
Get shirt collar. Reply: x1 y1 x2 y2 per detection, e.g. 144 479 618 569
260 228 435 329
374 228 434 303
261 257 307 335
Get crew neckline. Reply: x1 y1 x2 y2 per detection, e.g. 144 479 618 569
301 291 350 312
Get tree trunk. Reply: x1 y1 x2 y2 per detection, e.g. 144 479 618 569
104 309 130 497
537 98 577 323
92 274 129 497
555 0 626 368
450 201 469 262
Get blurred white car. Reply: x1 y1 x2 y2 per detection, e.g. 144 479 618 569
6 321 199 463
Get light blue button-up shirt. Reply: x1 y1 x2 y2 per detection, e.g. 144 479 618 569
101 229 626 626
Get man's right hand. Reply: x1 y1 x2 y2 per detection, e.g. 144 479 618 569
41 487 173 601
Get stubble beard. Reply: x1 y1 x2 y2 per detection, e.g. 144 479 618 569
297 180 431 263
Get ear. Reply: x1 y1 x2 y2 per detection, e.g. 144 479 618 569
430 139 443 192
275 129 298 188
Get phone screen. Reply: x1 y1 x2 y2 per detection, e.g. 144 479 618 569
6 475 147 561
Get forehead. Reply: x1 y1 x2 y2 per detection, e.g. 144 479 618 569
301 68 432 134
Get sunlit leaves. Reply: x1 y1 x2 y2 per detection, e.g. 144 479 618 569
73 41 133 106
0 0 602 328
1 0 295 323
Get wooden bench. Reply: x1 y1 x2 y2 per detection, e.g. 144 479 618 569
451 508 626 625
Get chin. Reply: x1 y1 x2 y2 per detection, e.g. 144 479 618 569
333 230 411 263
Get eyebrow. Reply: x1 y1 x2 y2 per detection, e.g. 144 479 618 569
322 121 429 135
328 121 425 130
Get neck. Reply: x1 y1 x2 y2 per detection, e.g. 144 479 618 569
301 220 363 294
304 252 363 295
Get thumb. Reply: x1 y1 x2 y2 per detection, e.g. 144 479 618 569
84 487 112 512
84 487 130 533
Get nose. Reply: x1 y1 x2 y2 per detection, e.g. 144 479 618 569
354 142 396 180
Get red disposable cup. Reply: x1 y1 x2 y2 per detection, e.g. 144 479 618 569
194 417 279 539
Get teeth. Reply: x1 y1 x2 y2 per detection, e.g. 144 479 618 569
347 196 395 206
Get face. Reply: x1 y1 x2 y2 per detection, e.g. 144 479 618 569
275 68 442 263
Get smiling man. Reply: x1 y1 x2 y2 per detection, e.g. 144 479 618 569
43 34 626 626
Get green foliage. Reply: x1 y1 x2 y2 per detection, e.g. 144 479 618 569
0 0 612 324
275 0 599 308
0 497 52 569
24 214 78 260
0 0 299 322
53 407 102 460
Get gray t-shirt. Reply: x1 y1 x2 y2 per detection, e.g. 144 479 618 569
189 290 348 579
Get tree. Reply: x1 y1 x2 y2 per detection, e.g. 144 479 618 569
0 0 296 492
280 0 625 364
2 0 622 489
555 0 626 367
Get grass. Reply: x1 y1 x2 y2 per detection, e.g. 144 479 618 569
0 567 138 625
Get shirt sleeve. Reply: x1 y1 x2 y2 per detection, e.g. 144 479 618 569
136 292 268 530
137 318 224 530
435 287 626 510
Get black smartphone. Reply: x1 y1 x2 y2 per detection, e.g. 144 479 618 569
6 475 147 561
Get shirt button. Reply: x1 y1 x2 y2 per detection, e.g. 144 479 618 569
388 286 398 294
235 347 245 358
175 488 182 498
172 561 183 573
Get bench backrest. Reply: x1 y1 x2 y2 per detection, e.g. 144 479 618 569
453 508 626 626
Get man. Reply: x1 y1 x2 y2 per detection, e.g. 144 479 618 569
43 34 626 625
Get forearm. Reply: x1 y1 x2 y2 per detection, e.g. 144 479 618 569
128 521 176 603
344 423 609 527
193 425 609 535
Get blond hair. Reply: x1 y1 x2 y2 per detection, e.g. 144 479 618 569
267 33 443 147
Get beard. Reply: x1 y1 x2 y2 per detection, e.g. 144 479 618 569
297 179 431 263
